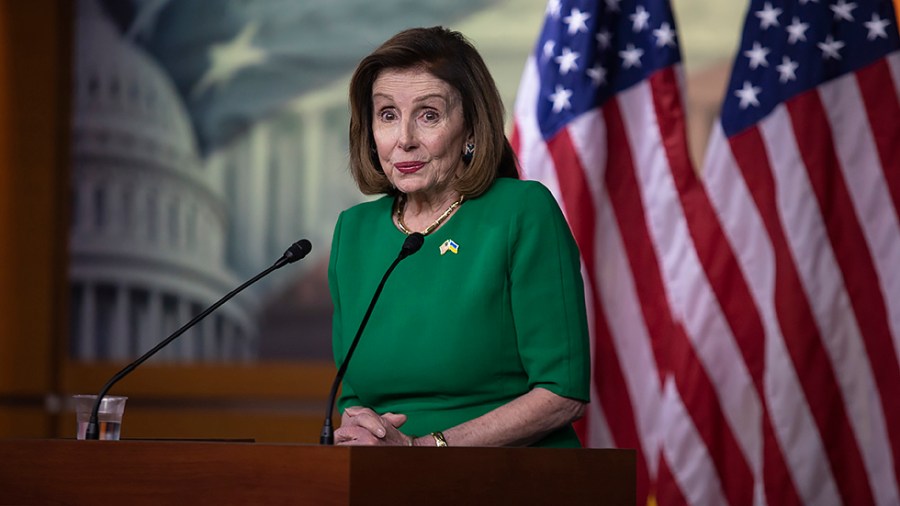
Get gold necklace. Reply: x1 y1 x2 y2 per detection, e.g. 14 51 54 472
395 195 464 236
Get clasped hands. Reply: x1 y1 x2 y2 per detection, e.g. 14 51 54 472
334 406 414 446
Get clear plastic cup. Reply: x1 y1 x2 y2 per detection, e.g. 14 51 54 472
73 394 128 440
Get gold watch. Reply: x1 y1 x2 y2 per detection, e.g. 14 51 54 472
430 431 448 447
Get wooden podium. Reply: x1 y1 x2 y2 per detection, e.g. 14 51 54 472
0 439 634 505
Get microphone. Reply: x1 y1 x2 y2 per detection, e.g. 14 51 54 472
84 239 312 440
320 232 425 445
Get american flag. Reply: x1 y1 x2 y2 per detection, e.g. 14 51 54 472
512 0 699 502
513 0 900 504
700 0 900 504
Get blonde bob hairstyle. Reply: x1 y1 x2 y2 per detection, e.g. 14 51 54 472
348 26 518 197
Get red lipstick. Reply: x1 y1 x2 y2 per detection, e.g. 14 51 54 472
394 161 426 174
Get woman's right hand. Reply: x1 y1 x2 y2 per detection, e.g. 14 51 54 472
335 406 411 446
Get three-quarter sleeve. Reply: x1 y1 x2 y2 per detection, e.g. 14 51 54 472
508 182 590 402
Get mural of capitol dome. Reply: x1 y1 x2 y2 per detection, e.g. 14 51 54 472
67 0 502 363
69 0 256 362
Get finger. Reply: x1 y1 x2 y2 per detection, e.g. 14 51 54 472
340 406 377 426
343 406 373 417
335 426 367 441
340 411 361 425
341 406 378 425
334 428 355 443
381 413 408 428
341 412 388 438
354 412 390 437
335 427 382 446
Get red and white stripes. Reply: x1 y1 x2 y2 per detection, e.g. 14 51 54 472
704 52 900 505
513 45 900 505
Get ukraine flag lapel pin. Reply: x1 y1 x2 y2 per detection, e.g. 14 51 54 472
439 239 459 255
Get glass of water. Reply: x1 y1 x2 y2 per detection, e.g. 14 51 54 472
73 394 128 440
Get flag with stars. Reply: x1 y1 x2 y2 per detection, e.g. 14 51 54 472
699 0 900 504
516 0 900 504
512 0 729 503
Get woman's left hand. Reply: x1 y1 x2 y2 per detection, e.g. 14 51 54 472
334 406 412 446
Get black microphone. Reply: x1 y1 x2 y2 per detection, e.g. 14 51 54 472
320 232 425 445
84 239 312 440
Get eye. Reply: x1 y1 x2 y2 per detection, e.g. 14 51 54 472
421 110 440 123
377 108 397 122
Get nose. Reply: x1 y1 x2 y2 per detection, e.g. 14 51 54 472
397 118 418 151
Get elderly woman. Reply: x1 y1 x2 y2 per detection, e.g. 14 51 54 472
329 26 589 448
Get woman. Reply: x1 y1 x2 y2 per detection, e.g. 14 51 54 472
329 26 590 448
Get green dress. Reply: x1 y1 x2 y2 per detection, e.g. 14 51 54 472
328 178 590 447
